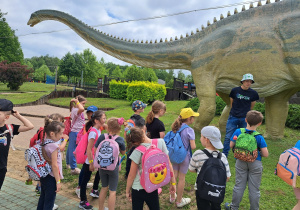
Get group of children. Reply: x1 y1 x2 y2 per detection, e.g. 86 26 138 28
2 95 300 210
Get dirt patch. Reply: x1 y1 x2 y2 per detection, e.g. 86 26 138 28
6 149 197 209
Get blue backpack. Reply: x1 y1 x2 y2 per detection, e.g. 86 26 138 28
164 124 190 164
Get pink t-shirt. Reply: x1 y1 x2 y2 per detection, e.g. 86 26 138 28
71 108 85 132
44 142 64 179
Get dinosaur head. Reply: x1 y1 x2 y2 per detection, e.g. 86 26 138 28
27 12 41 27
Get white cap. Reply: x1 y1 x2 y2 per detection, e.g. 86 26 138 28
201 126 223 149
241 73 255 83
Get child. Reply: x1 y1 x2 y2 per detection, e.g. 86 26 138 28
130 100 146 123
0 99 34 190
169 107 198 207
225 110 268 210
66 95 86 175
76 106 106 199
37 117 64 209
146 100 166 139
125 127 176 210
94 117 126 210
78 110 106 210
189 126 231 210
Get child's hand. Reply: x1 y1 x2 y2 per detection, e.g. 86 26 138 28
126 190 132 202
169 184 176 195
56 183 61 192
12 110 21 118
89 163 94 172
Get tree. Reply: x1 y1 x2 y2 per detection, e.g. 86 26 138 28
185 74 194 83
110 66 123 78
81 49 98 84
165 69 175 88
0 10 24 63
59 52 79 82
34 64 52 82
177 70 186 81
124 65 143 81
142 68 158 82
0 61 33 90
153 69 169 81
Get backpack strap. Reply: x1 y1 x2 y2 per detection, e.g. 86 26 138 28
6 124 15 151
202 149 221 159
177 124 190 133
151 139 158 148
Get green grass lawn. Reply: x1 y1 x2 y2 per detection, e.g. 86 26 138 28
3 82 300 209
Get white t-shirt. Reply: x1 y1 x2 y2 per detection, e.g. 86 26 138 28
85 127 101 164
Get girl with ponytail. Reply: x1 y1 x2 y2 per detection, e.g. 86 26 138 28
146 100 166 139
37 117 65 210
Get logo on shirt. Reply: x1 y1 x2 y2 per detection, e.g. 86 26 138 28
236 93 250 100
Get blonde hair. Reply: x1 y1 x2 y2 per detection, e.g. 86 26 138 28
107 117 125 135
171 116 189 133
69 95 86 111
146 100 166 124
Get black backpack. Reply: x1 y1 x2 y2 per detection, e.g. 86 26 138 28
196 149 227 203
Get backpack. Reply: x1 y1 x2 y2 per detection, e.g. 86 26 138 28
94 133 120 170
233 128 260 162
196 149 227 203
76 126 86 145
24 144 52 181
29 127 44 147
164 124 190 164
5 124 15 150
135 139 171 193
74 127 99 164
63 116 71 136
276 147 300 188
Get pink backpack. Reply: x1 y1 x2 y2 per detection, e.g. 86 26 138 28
276 147 300 188
94 133 120 171
135 139 171 193
74 127 99 164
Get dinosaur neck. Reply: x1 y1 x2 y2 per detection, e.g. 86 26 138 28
32 10 192 69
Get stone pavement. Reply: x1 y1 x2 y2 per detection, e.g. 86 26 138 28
1 105 82 209
0 177 79 210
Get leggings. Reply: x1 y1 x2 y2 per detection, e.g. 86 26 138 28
0 167 7 190
132 188 160 210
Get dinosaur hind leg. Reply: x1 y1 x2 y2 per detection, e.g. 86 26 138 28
217 92 230 133
265 89 299 139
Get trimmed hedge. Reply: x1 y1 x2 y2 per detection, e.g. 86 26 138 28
109 80 166 104
185 96 300 129
127 81 166 104
109 80 129 100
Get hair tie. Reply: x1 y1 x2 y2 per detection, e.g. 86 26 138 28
126 130 131 135
118 117 124 125
49 119 53 123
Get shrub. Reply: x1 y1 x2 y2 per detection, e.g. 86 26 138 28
186 97 200 112
127 81 166 104
185 96 226 115
286 104 300 129
109 80 129 99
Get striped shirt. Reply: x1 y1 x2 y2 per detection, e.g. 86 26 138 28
189 148 231 190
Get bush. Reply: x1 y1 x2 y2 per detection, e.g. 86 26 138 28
127 81 166 104
109 80 129 99
286 104 300 129
185 96 226 115
186 97 200 112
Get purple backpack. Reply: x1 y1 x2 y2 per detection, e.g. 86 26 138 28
94 133 120 171
136 139 171 193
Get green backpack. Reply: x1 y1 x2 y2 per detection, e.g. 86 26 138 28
233 128 260 162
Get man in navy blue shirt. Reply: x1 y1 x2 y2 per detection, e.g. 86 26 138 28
222 73 259 157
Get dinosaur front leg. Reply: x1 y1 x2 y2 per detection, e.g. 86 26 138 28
264 89 298 139
192 71 216 132
217 92 231 133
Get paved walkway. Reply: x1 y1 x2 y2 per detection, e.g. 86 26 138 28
0 177 79 209
2 105 82 209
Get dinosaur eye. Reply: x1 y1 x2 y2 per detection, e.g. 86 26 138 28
155 173 158 177
161 171 164 175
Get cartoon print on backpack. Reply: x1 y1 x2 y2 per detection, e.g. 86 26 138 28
148 163 167 185
97 141 114 168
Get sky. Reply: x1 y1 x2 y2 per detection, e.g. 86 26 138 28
2 0 269 75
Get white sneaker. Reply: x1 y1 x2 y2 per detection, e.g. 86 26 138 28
70 168 81 175
86 183 93 188
169 193 177 204
53 203 58 210
75 187 80 199
176 198 191 208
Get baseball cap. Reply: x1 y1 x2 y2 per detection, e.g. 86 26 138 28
201 126 223 149
241 73 255 83
0 99 13 112
132 100 147 111
86 105 98 113
180 108 199 119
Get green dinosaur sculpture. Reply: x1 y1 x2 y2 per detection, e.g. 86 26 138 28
28 0 300 139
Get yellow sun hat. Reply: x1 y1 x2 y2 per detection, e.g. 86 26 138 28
180 108 199 119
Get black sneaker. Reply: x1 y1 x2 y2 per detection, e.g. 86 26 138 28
79 200 93 210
